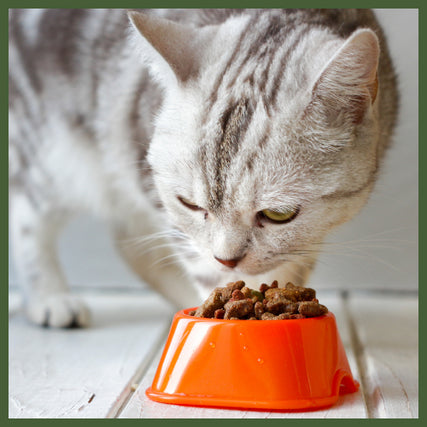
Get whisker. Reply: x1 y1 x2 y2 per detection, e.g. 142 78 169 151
118 229 189 251
151 249 200 269
131 242 186 257
312 226 415 248
278 240 406 276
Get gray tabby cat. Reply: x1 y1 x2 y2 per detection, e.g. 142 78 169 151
9 9 398 327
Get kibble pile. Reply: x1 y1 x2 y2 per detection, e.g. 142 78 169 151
189 280 328 320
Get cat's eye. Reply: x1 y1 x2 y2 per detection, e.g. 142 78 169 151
256 207 299 225
177 196 204 211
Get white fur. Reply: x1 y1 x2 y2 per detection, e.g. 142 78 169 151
9 9 396 326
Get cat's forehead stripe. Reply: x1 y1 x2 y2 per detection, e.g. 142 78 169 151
224 14 285 93
206 15 256 111
201 17 314 211
209 98 254 210
211 14 311 116
267 26 312 112
9 10 42 93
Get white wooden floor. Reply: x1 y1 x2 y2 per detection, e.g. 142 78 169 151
9 288 418 418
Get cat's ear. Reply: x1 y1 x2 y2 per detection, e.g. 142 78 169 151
309 29 380 125
128 11 211 85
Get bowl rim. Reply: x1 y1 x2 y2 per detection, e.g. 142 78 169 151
178 307 333 323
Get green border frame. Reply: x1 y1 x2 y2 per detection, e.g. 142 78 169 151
3 1 422 425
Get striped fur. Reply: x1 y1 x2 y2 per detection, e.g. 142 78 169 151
9 9 398 327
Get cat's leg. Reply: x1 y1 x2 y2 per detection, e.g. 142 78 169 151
10 191 90 328
112 215 201 309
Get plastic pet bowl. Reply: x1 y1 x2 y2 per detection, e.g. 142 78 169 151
146 308 359 411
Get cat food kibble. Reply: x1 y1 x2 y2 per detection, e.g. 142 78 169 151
191 281 328 320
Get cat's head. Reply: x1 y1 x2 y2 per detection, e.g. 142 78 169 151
129 11 381 281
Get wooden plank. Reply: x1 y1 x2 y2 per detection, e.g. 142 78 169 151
346 292 418 418
9 290 175 418
119 292 368 418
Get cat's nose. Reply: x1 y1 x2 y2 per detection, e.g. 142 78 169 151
214 256 243 269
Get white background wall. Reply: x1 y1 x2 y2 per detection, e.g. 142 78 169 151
310 8 418 291
9 9 418 292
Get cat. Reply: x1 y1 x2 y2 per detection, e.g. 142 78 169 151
9 9 398 327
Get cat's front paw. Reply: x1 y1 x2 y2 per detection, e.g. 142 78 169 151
25 294 91 328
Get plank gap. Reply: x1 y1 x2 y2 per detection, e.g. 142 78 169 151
345 293 418 418
106 315 173 418
342 290 372 418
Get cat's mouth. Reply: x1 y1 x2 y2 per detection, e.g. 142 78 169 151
213 255 281 276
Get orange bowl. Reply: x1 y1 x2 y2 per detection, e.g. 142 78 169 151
146 308 359 411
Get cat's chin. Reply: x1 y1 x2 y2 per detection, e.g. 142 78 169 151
213 259 280 276
236 264 279 276
184 256 279 284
